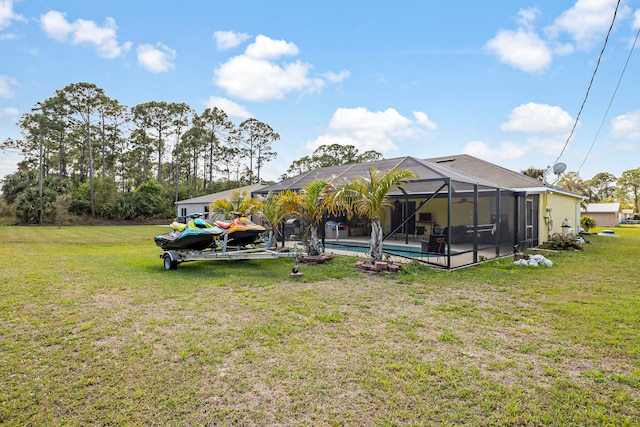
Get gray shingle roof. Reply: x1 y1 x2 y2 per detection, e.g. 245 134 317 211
426 154 545 189
254 154 546 196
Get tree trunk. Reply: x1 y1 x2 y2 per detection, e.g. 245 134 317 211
369 219 383 263
174 146 180 203
157 128 163 184
87 121 95 218
308 225 322 256
142 131 148 184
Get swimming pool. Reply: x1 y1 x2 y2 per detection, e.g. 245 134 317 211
324 241 446 259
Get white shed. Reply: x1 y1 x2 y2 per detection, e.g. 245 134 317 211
174 184 266 219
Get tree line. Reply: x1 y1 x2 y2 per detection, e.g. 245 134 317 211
0 82 281 223
6 80 632 226
522 166 640 215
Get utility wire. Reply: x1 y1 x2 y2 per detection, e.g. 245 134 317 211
577 24 640 174
553 0 622 166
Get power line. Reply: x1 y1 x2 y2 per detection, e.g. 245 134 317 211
553 0 622 166
577 24 640 174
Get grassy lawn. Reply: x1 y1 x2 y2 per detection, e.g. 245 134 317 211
1 224 638 425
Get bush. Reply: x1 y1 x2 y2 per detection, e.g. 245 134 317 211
100 181 172 220
13 187 59 224
539 233 583 251
580 216 596 232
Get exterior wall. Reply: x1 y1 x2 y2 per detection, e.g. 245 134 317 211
175 203 211 218
416 197 447 234
581 212 619 228
541 192 582 237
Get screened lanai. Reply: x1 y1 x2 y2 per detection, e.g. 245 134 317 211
254 156 524 269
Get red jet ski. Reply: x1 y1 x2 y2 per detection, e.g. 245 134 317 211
214 214 266 246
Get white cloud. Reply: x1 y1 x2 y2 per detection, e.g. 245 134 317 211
322 70 350 83
306 107 436 154
469 103 575 164
203 96 251 119
550 41 575 56
0 0 26 30
215 54 322 102
611 110 640 141
213 30 250 50
413 111 437 131
485 28 552 73
516 7 541 30
0 74 17 97
486 2 632 72
466 137 570 172
523 135 570 156
72 17 132 58
0 106 19 118
213 35 349 102
40 10 131 58
40 10 72 41
501 102 574 134
0 150 21 181
136 43 176 73
634 9 640 29
245 35 298 60
545 0 631 50
463 140 529 161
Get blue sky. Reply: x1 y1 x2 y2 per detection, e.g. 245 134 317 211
1 0 640 184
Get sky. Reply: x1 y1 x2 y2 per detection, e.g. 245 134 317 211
1 0 640 185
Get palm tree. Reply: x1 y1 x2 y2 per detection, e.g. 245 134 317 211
209 189 259 220
254 190 297 247
332 167 417 263
278 179 334 256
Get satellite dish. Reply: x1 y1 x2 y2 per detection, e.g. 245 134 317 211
552 162 567 175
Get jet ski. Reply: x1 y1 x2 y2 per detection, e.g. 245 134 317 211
154 216 223 251
214 213 266 246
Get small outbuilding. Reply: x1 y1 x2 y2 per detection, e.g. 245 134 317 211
581 202 621 228
174 184 265 219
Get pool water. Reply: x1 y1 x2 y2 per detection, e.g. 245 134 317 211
324 241 446 259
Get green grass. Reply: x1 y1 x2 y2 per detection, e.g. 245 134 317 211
0 224 639 425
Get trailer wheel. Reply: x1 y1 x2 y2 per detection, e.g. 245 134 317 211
163 253 178 270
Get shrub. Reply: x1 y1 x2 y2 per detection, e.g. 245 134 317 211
580 216 596 232
539 233 583 251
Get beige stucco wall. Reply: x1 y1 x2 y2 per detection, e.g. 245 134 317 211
539 192 581 239
412 197 498 229
580 212 619 228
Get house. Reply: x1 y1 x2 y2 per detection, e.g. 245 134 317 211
175 184 265 219
621 209 634 221
427 155 583 242
254 154 582 269
581 202 621 228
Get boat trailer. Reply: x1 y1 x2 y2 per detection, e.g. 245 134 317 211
160 232 304 270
